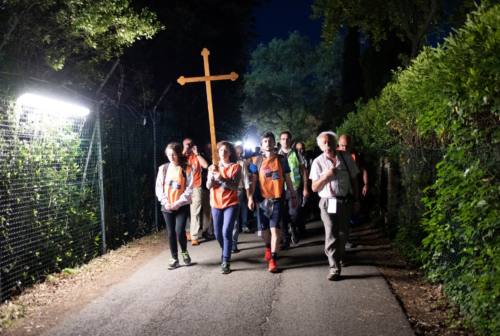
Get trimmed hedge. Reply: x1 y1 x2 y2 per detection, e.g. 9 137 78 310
338 4 500 334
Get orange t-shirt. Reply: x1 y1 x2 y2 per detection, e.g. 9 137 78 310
164 164 191 204
253 156 284 199
210 163 241 209
186 153 202 188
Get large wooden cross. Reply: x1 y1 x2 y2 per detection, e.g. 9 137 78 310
177 48 238 164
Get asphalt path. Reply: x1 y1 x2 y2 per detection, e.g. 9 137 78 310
43 221 414 336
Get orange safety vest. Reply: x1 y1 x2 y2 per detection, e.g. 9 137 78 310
253 155 284 199
186 153 202 188
163 163 190 204
210 163 241 209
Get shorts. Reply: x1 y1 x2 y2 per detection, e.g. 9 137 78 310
257 199 282 231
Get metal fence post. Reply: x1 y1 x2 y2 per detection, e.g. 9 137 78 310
0 246 3 301
96 102 106 254
153 115 158 232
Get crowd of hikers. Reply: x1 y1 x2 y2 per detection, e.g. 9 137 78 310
155 130 368 280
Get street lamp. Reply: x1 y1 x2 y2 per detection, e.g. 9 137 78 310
16 93 90 118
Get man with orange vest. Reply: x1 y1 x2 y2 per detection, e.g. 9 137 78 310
248 131 297 273
183 138 209 246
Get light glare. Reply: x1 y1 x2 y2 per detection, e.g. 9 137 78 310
17 93 90 118
243 139 257 151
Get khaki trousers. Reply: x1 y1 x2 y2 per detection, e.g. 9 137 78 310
319 198 351 270
188 187 203 240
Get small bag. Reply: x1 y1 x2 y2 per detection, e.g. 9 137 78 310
259 199 274 219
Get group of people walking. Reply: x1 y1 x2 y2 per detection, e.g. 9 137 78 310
155 130 367 280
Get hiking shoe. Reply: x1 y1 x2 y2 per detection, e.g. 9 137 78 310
168 258 179 270
221 262 231 274
268 259 278 273
264 247 272 261
181 251 191 266
327 268 341 281
242 227 251 233
191 239 200 246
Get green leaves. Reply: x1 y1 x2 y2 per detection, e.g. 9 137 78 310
0 101 100 299
338 4 500 334
242 32 342 144
0 0 162 82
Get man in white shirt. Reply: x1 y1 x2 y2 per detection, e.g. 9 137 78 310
309 131 360 281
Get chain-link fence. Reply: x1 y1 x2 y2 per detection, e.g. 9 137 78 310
0 61 186 301
0 92 102 301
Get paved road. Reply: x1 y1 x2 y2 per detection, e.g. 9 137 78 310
43 222 414 336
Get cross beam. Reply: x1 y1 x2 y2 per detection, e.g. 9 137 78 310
177 48 239 164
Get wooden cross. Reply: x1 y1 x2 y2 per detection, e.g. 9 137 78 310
177 48 238 164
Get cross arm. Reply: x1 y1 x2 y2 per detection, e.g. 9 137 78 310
177 72 239 86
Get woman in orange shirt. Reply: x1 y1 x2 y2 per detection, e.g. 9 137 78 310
207 141 242 274
155 142 194 270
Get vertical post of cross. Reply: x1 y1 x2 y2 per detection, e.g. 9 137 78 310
177 48 239 165
201 49 218 164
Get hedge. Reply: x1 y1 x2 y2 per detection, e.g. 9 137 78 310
338 4 500 334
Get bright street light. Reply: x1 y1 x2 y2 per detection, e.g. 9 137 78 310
16 93 90 118
243 139 257 151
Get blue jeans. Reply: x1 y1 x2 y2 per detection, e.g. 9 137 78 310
232 189 249 247
212 205 238 263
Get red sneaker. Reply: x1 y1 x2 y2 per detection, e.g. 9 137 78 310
264 248 272 261
268 259 278 273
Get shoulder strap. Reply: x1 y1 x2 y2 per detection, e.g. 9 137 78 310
337 151 354 194
182 166 187 180
162 163 169 189
276 154 285 171
256 155 264 173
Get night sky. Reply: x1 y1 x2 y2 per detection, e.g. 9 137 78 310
252 0 321 46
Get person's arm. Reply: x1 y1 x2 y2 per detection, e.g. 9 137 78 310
248 173 257 211
206 164 219 189
192 146 208 168
155 165 169 207
284 173 298 208
311 168 334 192
300 163 310 198
362 168 368 196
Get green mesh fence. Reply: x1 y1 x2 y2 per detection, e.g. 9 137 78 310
0 93 101 301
